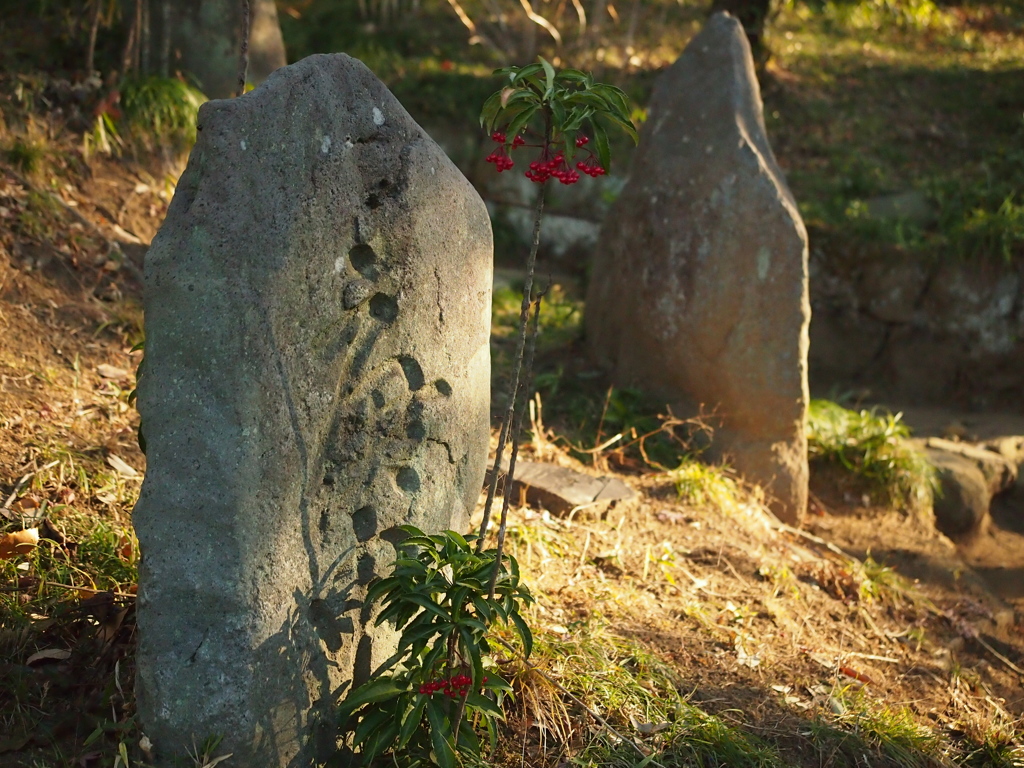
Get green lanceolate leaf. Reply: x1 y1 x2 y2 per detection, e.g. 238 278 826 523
539 56 556 98
510 611 534 659
557 68 588 82
361 719 400 762
365 576 399 606
398 695 429 749
459 626 485 682
506 104 540 146
550 98 567 134
443 529 471 551
480 90 502 130
456 720 482 754
354 706 394 746
465 691 504 720
426 699 457 768
338 678 406 717
603 112 639 144
592 118 611 173
512 63 544 85
406 593 454 623
482 673 513 693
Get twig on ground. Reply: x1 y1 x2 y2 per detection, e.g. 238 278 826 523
770 520 860 564
47 581 137 599
974 635 1024 677
2 460 61 519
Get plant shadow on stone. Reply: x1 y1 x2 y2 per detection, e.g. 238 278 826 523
337 58 636 766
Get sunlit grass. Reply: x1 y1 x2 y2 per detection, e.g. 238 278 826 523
807 399 936 508
500 621 783 768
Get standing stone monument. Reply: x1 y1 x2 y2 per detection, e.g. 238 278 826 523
586 12 810 524
133 54 493 766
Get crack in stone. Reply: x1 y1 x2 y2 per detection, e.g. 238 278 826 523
434 266 445 325
428 437 456 464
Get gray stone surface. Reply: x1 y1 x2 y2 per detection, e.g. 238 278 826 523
923 437 1017 496
495 460 637 516
810 239 1024 409
927 449 991 538
864 190 935 226
585 12 811 524
133 54 492 766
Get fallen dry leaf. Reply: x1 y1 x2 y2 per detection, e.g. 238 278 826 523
118 533 133 561
11 494 40 512
106 454 138 478
0 528 39 559
26 648 71 665
96 364 129 380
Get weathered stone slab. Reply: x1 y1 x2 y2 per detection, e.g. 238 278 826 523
496 460 637 515
133 54 492 766
585 12 810 524
923 437 1017 496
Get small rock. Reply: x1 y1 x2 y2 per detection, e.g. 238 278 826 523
927 449 990 538
864 190 934 226
924 437 1017 495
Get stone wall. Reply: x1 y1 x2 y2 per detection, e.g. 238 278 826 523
810 243 1024 408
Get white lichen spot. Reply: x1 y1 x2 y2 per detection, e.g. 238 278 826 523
372 107 385 126
757 246 772 281
334 256 345 274
321 136 332 154
240 139 247 151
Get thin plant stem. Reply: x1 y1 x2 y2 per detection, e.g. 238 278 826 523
476 148 549 552
85 0 102 75
488 294 542 599
236 0 251 97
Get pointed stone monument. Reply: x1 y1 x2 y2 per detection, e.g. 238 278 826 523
586 13 811 524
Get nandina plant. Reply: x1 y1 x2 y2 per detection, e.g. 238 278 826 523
338 59 636 767
337 527 531 767
480 58 637 187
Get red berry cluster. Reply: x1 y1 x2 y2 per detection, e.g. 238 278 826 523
486 129 605 185
526 154 580 185
485 131 525 173
418 673 488 697
575 157 607 178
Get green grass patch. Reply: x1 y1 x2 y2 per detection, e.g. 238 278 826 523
4 135 46 175
671 458 742 508
807 399 936 508
507 621 782 768
770 0 1024 264
0 510 137 630
118 75 206 152
809 688 944 768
